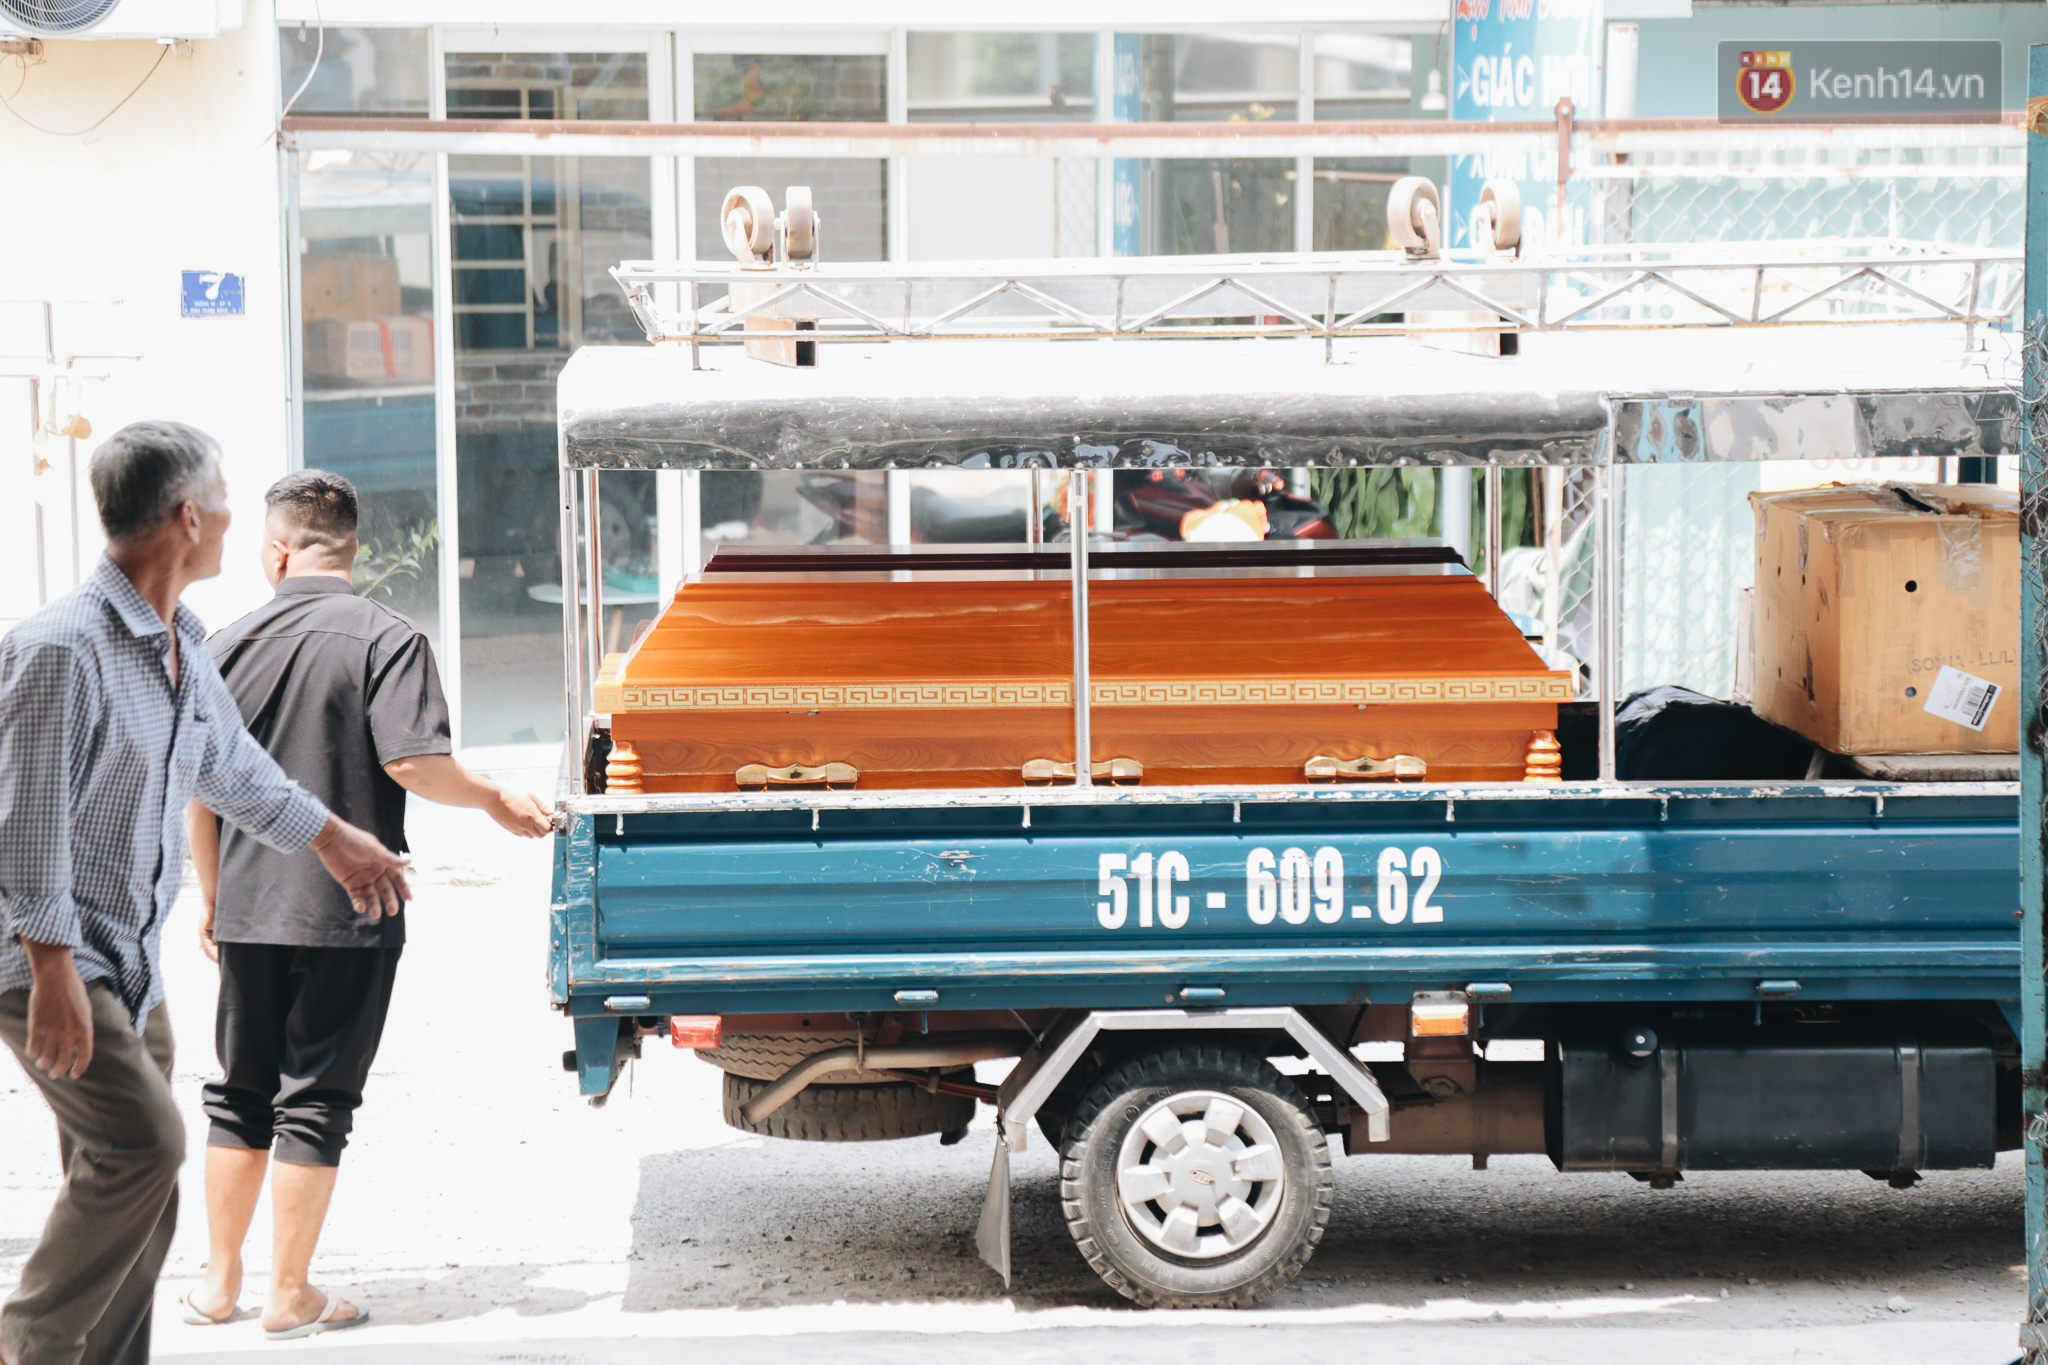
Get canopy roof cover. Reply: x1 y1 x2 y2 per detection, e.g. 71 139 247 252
556 325 2019 472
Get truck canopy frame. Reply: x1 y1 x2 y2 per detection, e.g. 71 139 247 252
556 248 2020 804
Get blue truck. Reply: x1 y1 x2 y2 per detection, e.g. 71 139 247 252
547 230 2023 1308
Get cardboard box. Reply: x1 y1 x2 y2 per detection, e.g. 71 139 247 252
304 315 434 384
301 253 401 323
1749 482 2017 754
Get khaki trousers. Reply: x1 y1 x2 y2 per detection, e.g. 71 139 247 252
0 982 183 1365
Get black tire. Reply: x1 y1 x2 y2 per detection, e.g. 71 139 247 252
700 1032 977 1085
722 1072 976 1142
1059 1045 1333 1308
1034 1067 1099 1149
698 1032 865 1082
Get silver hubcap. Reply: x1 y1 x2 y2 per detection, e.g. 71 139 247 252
1114 1089 1285 1260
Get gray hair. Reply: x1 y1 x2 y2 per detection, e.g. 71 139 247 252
88 421 220 542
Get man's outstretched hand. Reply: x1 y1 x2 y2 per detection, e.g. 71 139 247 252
309 815 412 921
489 786 554 838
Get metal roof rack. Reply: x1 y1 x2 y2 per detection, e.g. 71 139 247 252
610 242 2021 365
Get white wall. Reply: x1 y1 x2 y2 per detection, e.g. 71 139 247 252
0 382 39 629
0 19 292 633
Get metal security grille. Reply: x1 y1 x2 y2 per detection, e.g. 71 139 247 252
1054 156 1099 258
1617 463 1763 704
1591 146 2021 249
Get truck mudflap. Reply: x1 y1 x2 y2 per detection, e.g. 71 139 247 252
973 1006 1389 1285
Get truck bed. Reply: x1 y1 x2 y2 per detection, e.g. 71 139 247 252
550 783 2019 1019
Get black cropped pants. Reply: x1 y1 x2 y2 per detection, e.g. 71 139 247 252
201 943 401 1168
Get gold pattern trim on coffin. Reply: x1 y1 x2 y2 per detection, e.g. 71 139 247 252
598 673 1575 713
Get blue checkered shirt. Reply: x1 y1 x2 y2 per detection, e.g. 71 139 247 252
0 556 331 1030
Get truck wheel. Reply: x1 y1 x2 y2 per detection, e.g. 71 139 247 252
722 1072 976 1142
698 1031 865 1082
1059 1045 1333 1308
701 1032 976 1085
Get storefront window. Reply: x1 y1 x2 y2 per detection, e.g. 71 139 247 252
907 33 1095 121
279 26 431 116
694 53 885 122
692 49 886 266
1138 159 1297 256
446 51 652 747
447 51 651 121
1111 35 1299 255
1311 34 1415 120
1312 159 1407 250
1128 33 1299 123
695 159 887 263
296 150 441 648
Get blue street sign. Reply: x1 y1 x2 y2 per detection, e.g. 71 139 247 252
1449 0 1603 250
180 271 246 318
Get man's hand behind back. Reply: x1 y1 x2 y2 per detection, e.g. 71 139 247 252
309 816 412 921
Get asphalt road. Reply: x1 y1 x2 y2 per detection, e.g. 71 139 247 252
0 779 2029 1365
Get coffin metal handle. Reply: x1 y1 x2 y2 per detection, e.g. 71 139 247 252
1023 757 1144 785
735 762 859 789
1304 754 1427 782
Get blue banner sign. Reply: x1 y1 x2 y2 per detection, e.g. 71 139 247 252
1449 0 1602 249
1111 34 1142 257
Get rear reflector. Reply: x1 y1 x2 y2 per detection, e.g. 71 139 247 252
1411 1003 1471 1037
669 1015 723 1049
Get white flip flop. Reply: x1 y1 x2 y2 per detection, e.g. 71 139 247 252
179 1291 239 1326
262 1293 368 1341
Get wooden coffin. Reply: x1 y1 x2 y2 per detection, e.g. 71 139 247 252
597 542 1573 791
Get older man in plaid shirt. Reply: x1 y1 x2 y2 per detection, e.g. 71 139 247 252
0 421 411 1365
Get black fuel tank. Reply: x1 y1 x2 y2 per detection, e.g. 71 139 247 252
1547 1035 1995 1172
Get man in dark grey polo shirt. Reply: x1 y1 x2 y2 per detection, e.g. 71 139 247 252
182 471 550 1338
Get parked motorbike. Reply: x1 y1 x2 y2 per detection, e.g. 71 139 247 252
794 469 1337 545
1109 469 1337 542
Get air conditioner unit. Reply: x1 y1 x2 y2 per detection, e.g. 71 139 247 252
0 0 243 39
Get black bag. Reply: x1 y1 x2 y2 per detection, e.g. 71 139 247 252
1615 685 1818 781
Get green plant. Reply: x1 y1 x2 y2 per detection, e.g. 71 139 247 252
1311 468 1438 540
1309 469 1539 574
1498 468 1534 552
354 520 441 601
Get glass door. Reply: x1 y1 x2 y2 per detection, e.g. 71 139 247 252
296 149 444 648
442 45 659 747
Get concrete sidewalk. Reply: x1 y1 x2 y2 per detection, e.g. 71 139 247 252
152 1315 2025 1365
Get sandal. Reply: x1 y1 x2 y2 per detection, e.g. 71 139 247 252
263 1293 368 1341
179 1291 239 1326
